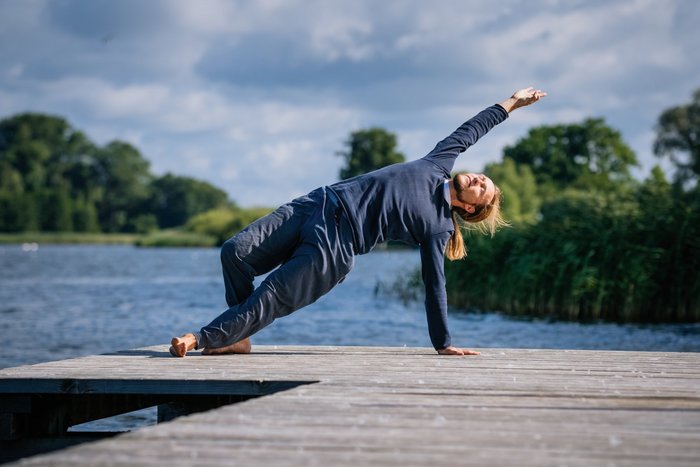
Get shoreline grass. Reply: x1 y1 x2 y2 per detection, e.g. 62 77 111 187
135 230 218 248
0 232 140 245
0 230 219 247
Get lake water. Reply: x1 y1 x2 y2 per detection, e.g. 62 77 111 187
1 244 699 371
1 244 698 431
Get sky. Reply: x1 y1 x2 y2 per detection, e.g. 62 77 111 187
1 0 698 207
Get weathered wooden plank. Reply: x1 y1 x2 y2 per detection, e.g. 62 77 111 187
1 345 698 466
0 378 310 396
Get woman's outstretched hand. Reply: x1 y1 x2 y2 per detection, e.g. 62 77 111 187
499 86 547 113
437 346 481 356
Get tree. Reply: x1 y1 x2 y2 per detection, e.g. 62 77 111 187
94 141 153 232
185 206 272 245
0 161 33 231
72 193 100 232
150 173 230 229
0 113 90 231
0 192 37 232
337 128 405 180
0 112 239 233
41 186 74 231
504 118 638 197
484 157 540 224
654 88 700 183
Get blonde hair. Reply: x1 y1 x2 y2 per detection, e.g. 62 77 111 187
445 185 508 261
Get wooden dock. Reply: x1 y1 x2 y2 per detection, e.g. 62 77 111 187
1 345 699 466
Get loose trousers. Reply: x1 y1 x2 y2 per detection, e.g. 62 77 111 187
194 187 355 349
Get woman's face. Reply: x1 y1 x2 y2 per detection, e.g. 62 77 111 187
453 173 495 212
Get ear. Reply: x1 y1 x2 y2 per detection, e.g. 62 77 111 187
463 203 476 214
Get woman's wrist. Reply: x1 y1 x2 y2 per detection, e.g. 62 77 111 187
498 96 519 113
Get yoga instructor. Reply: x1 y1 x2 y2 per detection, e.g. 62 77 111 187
170 87 546 357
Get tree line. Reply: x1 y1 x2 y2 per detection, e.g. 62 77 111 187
289 90 700 323
2 88 698 323
444 89 700 322
0 113 231 233
351 89 699 323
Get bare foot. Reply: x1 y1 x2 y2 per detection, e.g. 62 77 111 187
437 346 481 356
202 337 251 355
170 333 197 357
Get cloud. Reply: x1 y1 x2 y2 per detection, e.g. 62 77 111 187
44 78 171 118
1 0 698 207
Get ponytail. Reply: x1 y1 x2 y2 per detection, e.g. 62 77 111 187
446 210 467 260
445 185 508 261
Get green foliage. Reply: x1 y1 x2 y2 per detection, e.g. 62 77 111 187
185 206 273 245
384 112 700 323
484 157 540 224
444 171 700 322
94 141 153 232
0 192 36 232
0 113 86 231
0 112 236 234
72 194 100 233
150 173 230 229
654 88 700 182
504 118 638 197
0 232 139 244
42 186 74 231
337 127 405 180
127 214 159 234
185 208 237 241
135 230 218 248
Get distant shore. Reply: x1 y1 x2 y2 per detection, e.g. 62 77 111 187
0 231 218 247
0 232 417 249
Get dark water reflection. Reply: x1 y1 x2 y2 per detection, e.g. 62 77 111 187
1 244 698 371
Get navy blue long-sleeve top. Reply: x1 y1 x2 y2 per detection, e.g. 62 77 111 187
328 104 509 350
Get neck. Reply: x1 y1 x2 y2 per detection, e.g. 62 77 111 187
447 180 458 206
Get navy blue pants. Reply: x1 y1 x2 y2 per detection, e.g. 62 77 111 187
194 187 355 349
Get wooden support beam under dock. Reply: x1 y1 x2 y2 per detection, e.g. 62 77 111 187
1 345 699 466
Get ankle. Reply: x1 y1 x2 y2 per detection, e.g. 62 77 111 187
184 334 197 349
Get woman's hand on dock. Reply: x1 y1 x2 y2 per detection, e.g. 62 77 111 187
437 346 481 356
